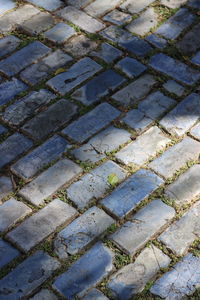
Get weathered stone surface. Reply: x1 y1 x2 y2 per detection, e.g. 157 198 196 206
159 201 200 255
119 36 152 57
26 0 62 11
0 239 19 269
0 35 20 58
0 176 13 200
103 9 132 25
67 0 93 8
0 251 60 299
149 53 200 85
44 23 76 43
165 164 200 205
2 89 56 126
145 34 167 49
57 6 105 33
108 245 171 299
62 103 120 143
67 160 127 209
72 70 125 105
191 122 200 140
99 25 133 43
116 126 170 165
20 50 72 85
138 91 176 120
160 93 200 137
73 126 131 163
30 289 58 300
47 57 102 95
0 41 51 76
11 135 69 180
112 74 156 107
122 109 153 133
19 159 82 206
19 12 54 36
151 254 200 299
0 198 32 233
0 125 6 135
22 99 78 140
0 0 16 16
7 199 77 252
53 242 114 299
101 170 164 219
84 0 121 17
161 0 187 8
149 137 200 179
188 0 200 9
177 23 200 55
115 57 146 78
0 78 27 106
0 133 33 169
110 200 175 255
90 42 122 63
163 80 185 96
192 51 200 66
64 35 97 57
120 0 154 13
82 289 109 300
55 206 114 256
127 8 157 36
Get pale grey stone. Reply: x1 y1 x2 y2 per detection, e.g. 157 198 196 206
82 289 109 300
0 35 20 58
26 0 62 11
103 9 132 26
19 159 82 206
84 0 122 18
191 122 200 140
110 199 175 255
161 0 187 8
64 35 98 57
120 0 154 13
163 80 185 96
149 137 200 179
19 12 54 35
0 176 13 201
116 126 170 165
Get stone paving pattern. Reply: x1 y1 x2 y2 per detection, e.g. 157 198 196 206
0 0 200 299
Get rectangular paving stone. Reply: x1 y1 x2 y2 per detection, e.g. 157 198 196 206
2 89 56 126
192 51 200 66
7 199 77 253
103 9 132 25
90 42 122 64
110 199 175 255
0 198 32 233
0 0 16 16
53 242 114 299
191 122 200 140
55 206 114 256
20 50 73 86
47 57 102 95
22 99 78 140
67 160 127 209
0 78 28 106
116 126 170 166
0 176 13 201
82 289 109 300
149 137 200 179
112 74 156 107
57 6 105 33
161 0 187 8
115 57 147 79
145 34 167 49
156 8 196 40
0 239 19 269
122 109 153 133
0 250 60 299
11 135 69 180
120 0 154 13
0 35 20 58
64 35 98 57
0 133 33 169
119 36 153 57
165 164 200 206
163 79 185 96
73 126 131 163
151 254 200 299
177 23 200 55
62 103 120 143
19 159 82 206
84 0 122 17
30 289 58 300
149 53 200 85
26 0 62 11
0 41 51 76
99 25 133 43
72 70 126 106
108 245 171 299
67 0 93 8
159 201 200 256
101 169 164 219
160 93 200 137
44 23 76 44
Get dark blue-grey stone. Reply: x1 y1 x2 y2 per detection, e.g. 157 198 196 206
120 36 152 57
0 251 60 300
44 23 76 43
0 35 20 58
47 57 102 95
90 42 122 63
11 135 69 180
163 80 185 96
149 53 200 85
0 133 33 168
115 57 146 78
0 239 19 269
0 125 7 135
122 109 153 133
192 51 200 66
26 0 62 11
72 70 126 105
99 25 133 43
0 41 51 76
101 169 164 218
62 103 120 143
146 34 167 49
53 242 114 299
0 78 27 106
188 0 200 9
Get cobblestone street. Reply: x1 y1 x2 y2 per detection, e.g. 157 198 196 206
0 0 200 299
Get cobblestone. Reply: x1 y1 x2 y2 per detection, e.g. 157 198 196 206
177 23 200 55
82 289 109 300
0 239 19 269
115 57 147 79
26 0 63 11
90 42 122 63
145 34 167 49
0 35 20 58
44 23 76 44
191 122 200 140
0 0 16 16
122 109 153 133
0 176 13 201
120 0 154 14
0 78 28 106
30 289 58 300
84 0 122 17
103 9 131 25
64 35 98 57
163 79 185 96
